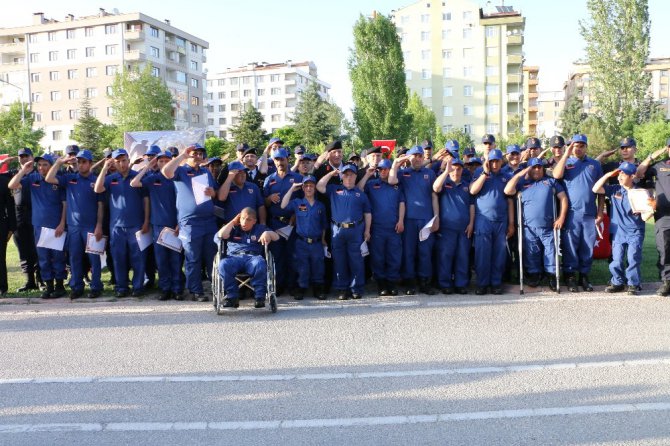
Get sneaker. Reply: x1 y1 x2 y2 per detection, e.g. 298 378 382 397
627 285 640 296
605 284 625 293
222 298 239 309
254 298 266 309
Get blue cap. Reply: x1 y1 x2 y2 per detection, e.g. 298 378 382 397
34 153 55 164
407 145 424 156
422 140 433 149
451 158 464 167
192 143 207 157
75 149 93 161
65 144 80 155
572 134 588 144
302 175 316 184
293 145 306 155
377 159 392 169
526 137 542 149
487 149 503 161
463 147 476 157
228 160 245 171
466 157 482 165
18 148 33 156
146 145 161 156
445 140 460 150
506 144 521 154
620 137 636 148
482 134 495 144
340 164 357 174
112 148 128 159
271 148 289 159
528 157 545 167
269 137 284 145
618 161 637 175
157 151 173 159
204 156 221 165
301 153 317 161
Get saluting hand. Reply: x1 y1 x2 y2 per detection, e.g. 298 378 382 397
599 148 617 160
21 160 34 172
651 146 667 160
0 156 17 166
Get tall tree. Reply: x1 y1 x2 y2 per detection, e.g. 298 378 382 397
272 126 301 148
406 91 437 147
292 81 339 147
349 13 411 145
580 0 651 138
560 95 586 138
0 101 44 153
634 117 670 158
110 65 174 145
72 97 103 156
229 101 266 149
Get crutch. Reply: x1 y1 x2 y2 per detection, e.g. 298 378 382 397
552 196 561 294
517 193 524 295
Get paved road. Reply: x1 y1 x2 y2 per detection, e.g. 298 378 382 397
1 289 670 445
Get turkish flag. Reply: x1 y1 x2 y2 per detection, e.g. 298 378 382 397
371 140 396 155
592 213 611 259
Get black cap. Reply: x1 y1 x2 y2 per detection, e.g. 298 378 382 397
620 137 637 148
549 135 565 147
348 153 361 161
397 146 409 156
422 140 433 149
367 146 382 154
293 144 306 155
236 143 250 152
326 140 343 151
526 137 542 149
482 134 495 144
65 144 80 155
241 147 257 157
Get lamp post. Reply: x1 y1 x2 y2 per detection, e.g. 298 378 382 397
0 78 25 124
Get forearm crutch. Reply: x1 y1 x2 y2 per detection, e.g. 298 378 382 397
552 197 561 294
517 193 524 295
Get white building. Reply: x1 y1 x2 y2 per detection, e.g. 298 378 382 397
205 61 331 139
537 90 565 137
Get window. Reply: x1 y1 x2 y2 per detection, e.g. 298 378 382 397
89 109 97 118
51 110 62 121
444 86 453 97
175 71 187 84
400 32 408 44
421 14 430 23
188 60 198 71
207 104 214 112
67 49 76 60
486 66 499 76
242 76 252 85
150 46 159 58
486 26 497 38
31 92 42 102
106 86 114 96
29 53 39 63
84 27 94 37
271 114 281 122
486 85 499 95
243 89 251 97
403 51 411 61
218 91 226 99
256 75 265 83
29 34 38 43
231 103 239 112
270 74 281 82
230 90 239 98
218 117 227 125
463 124 472 134
66 29 75 39
106 65 118 76
463 28 472 39
487 47 498 57
49 71 60 81
421 31 430 41
421 69 430 79
443 12 451 20
463 66 473 77
401 15 410 24
53 130 63 140
86 47 95 57
487 104 499 114
49 51 58 61
218 131 227 138
191 43 198 53
107 107 114 117
150 26 159 38
463 11 473 20
69 109 79 120
50 91 61 101
463 48 473 58
271 101 281 109
230 77 239 85
68 89 79 100
48 31 57 42
421 50 431 60
30 73 40 82
442 49 452 59
405 69 412 80
207 118 214 126
105 24 117 34
271 87 281 95
68 69 78 80
487 123 499 134
191 96 200 106
422 87 432 98
218 104 226 112
463 85 473 96
34 112 42 122
86 67 97 77
463 105 473 116
86 87 97 98
443 67 452 78
443 106 453 117
191 78 199 88
175 37 186 47
442 29 452 39
257 89 265 96
191 113 200 123
217 79 225 86
257 102 264 109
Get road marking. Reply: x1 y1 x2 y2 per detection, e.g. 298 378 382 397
1 402 670 433
2 357 669 386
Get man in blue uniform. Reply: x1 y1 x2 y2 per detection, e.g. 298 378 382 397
218 160 266 224
546 135 565 170
433 158 474 294
504 158 568 290
162 144 218 302
94 149 150 297
9 154 67 298
281 175 328 300
469 149 515 295
552 135 605 292
46 150 104 299
593 162 646 295
501 145 523 176
358 158 405 296
131 151 183 300
217 207 279 309
388 146 439 295
317 164 372 299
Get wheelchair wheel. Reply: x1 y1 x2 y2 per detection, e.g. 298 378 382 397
266 245 277 313
212 252 224 315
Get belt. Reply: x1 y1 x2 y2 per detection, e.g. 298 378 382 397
298 235 319 244
273 215 290 223
332 220 362 229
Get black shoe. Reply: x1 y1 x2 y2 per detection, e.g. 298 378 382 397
115 290 129 298
567 275 578 293
441 287 454 295
606 284 625 293
87 290 102 299
418 279 436 295
159 291 172 301
352 293 362 299
527 274 541 288
17 281 39 292
41 280 55 299
337 290 348 300
222 298 239 309
627 285 640 296
404 279 416 295
131 289 144 298
388 282 399 296
547 277 558 292
313 285 326 300
377 279 388 296
174 291 184 301
254 298 266 308
475 286 488 295
491 287 503 295
579 274 594 292
276 287 285 297
51 280 66 298
455 287 468 295
196 294 208 302
294 288 306 301
656 281 670 296
69 289 84 300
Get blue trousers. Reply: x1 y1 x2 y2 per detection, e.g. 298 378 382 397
562 214 596 274
219 255 267 299
331 223 365 294
34 226 67 281
610 231 644 286
68 225 102 292
474 218 507 287
110 226 146 293
153 225 183 293
294 238 325 288
181 225 216 294
437 229 470 288
370 226 402 282
523 226 556 275
402 217 434 280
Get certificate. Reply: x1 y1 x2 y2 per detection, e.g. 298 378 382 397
628 189 653 214
135 230 153 252
36 227 67 251
85 233 107 255
157 227 183 253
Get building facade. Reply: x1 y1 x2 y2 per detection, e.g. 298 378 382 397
522 65 538 135
0 10 208 150
536 90 565 138
391 0 526 142
205 61 331 139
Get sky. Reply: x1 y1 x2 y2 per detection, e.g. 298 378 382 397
2 0 669 115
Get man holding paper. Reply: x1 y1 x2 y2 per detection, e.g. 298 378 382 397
162 144 218 302
8 154 67 299
217 160 266 225
46 149 104 299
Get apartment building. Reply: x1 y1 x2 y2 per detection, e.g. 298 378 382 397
205 61 331 139
391 0 526 142
564 58 670 119
0 9 208 150
522 65 538 135
536 90 565 137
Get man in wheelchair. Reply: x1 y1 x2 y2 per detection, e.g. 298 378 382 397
217 207 279 309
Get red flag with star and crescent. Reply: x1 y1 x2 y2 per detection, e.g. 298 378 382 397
371 140 396 156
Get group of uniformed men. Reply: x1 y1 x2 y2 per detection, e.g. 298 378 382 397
1 132 669 305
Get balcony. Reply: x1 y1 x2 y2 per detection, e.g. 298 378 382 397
508 54 522 64
202 54 207 63
124 30 144 41
164 39 178 51
507 92 522 102
124 50 146 62
507 34 523 45
507 74 522 84
166 57 184 69
0 42 25 53
528 77 539 85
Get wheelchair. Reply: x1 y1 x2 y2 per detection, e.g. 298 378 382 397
212 240 277 314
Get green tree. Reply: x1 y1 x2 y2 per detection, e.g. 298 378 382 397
580 115 614 154
99 124 119 151
110 65 174 145
560 95 586 138
580 0 651 138
0 101 44 153
349 13 411 145
443 128 474 152
204 136 226 158
72 97 104 156
291 81 342 146
272 126 301 148
406 91 437 147
634 117 670 158
229 101 266 149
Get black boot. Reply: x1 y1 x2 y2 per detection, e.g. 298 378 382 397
377 279 388 296
567 274 578 292
294 288 306 300
656 280 670 296
418 278 436 295
17 271 39 292
579 273 594 292
41 280 55 299
388 281 399 296
36 270 45 289
313 284 326 300
405 279 416 295
51 279 66 298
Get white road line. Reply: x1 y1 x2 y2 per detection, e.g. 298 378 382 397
1 402 670 433
2 357 669 386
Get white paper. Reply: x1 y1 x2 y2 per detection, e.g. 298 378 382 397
628 189 653 214
323 246 332 259
192 173 211 205
276 225 293 240
85 233 107 255
157 227 183 253
37 227 67 251
135 230 153 252
419 216 437 242
100 252 107 270
360 241 369 257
